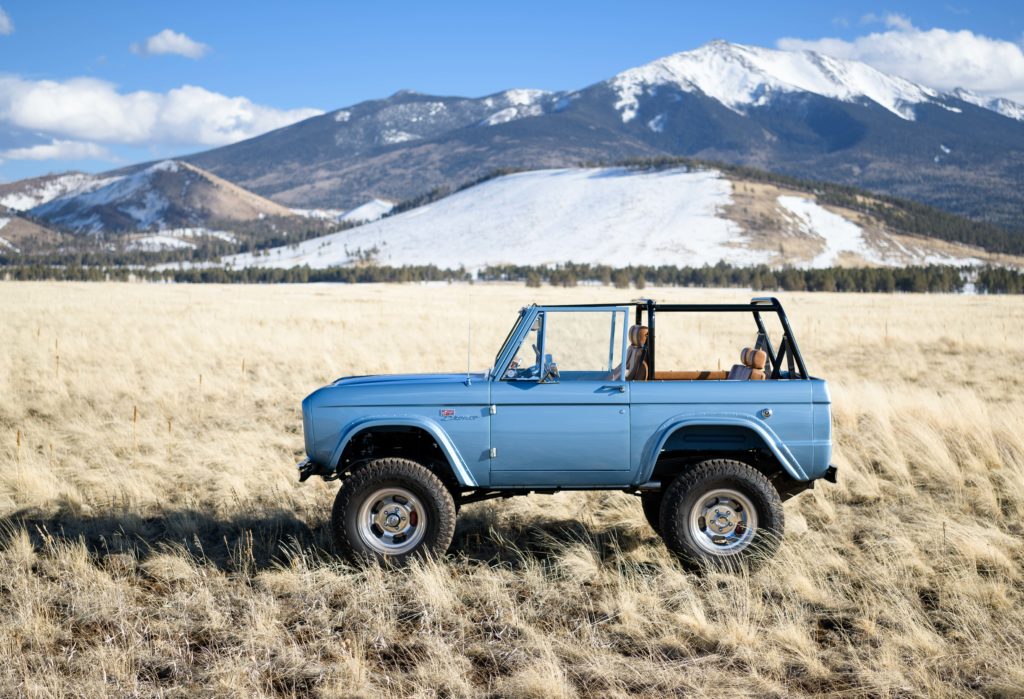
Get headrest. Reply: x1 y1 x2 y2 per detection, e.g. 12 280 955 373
741 347 767 370
629 325 649 348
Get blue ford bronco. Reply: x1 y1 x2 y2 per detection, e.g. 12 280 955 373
298 298 836 569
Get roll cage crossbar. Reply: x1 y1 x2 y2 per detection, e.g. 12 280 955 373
501 297 809 381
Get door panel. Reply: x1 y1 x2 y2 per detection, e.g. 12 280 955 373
489 307 632 487
490 381 631 484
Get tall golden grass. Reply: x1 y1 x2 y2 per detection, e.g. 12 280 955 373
2 281 1023 698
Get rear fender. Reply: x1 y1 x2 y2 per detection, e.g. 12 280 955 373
638 413 809 484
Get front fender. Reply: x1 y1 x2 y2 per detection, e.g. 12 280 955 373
637 412 809 484
328 415 478 487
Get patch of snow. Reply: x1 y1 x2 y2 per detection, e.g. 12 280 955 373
222 168 771 271
292 208 347 220
340 198 394 223
0 217 9 232
554 93 578 112
123 189 170 229
482 107 519 126
778 196 882 267
502 89 550 106
481 103 544 126
0 234 18 253
160 227 236 243
611 40 936 122
128 234 196 251
334 110 352 122
647 114 667 133
940 144 951 154
380 129 420 144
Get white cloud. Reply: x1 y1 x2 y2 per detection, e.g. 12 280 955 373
779 20 1024 103
131 29 209 59
861 13 913 31
1 139 111 161
0 7 13 35
0 76 323 146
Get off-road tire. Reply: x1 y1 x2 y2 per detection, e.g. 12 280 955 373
331 457 457 566
659 459 784 571
640 492 663 534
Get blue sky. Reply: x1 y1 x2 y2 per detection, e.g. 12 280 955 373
1 0 1022 182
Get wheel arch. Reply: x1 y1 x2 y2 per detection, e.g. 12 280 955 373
329 416 477 488
639 414 809 485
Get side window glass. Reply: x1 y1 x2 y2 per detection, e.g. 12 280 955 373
544 310 626 381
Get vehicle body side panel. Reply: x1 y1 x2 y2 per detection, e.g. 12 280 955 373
304 374 490 486
629 379 823 484
489 380 631 486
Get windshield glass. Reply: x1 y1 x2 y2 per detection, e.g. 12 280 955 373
492 309 525 375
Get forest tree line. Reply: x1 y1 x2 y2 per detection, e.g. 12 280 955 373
3 261 1023 293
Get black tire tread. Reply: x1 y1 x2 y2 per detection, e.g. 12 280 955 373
659 459 785 569
331 457 457 565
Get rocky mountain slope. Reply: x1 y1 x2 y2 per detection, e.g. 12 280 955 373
22 160 297 234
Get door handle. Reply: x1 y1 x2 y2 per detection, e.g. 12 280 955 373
604 384 626 393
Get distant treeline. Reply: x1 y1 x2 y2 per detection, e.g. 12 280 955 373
0 264 471 284
483 262 1024 294
4 261 1023 293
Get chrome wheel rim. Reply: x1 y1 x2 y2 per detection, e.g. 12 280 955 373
357 487 427 556
688 488 757 555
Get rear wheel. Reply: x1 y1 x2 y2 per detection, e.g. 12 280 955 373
331 457 457 566
659 459 784 570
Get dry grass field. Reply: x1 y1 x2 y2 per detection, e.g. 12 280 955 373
2 281 1024 698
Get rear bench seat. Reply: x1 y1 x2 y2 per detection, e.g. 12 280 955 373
726 347 767 380
652 347 767 381
655 370 729 380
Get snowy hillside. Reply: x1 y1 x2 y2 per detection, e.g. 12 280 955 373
222 167 991 272
0 172 117 212
30 160 296 233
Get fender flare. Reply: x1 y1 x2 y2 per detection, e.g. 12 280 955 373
637 412 809 483
328 415 478 487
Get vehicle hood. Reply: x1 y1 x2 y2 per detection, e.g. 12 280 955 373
306 372 490 408
332 373 486 388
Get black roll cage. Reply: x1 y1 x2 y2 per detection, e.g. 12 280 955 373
538 297 809 380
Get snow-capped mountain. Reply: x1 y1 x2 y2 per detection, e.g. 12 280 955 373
174 40 1024 231
10 40 1024 238
221 167 1020 272
610 40 939 122
30 160 297 233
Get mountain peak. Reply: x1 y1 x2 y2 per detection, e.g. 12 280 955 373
610 40 935 122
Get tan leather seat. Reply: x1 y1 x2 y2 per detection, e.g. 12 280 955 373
727 347 767 380
625 325 649 380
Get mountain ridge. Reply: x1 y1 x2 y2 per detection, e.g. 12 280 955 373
6 40 1024 236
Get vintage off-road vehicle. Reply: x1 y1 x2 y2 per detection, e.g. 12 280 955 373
298 298 836 568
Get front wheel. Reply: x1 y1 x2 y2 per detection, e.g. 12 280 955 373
659 459 784 570
331 457 457 566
